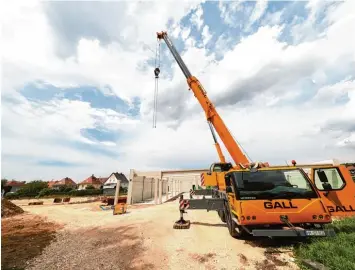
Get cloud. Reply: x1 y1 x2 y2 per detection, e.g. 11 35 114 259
2 0 355 181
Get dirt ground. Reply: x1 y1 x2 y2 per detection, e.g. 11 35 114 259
3 200 299 270
1 213 63 270
2 199 24 217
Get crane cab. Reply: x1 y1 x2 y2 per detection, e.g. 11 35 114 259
200 163 233 189
209 162 233 173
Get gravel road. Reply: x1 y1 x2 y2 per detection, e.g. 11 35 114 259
18 201 298 270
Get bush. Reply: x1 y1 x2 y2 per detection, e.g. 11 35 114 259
38 188 53 197
4 192 20 200
64 187 73 192
17 180 48 197
69 189 103 197
120 187 128 194
85 185 95 190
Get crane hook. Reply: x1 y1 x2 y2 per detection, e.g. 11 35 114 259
154 67 160 78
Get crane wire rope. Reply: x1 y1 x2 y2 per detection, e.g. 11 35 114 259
153 39 161 128
225 125 253 163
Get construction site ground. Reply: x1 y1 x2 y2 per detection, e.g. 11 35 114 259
2 200 299 270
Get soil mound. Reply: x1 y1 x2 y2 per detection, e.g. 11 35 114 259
1 199 24 217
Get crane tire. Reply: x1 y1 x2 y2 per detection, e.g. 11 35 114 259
218 210 226 223
224 202 247 238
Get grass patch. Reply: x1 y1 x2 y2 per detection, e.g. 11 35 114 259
294 217 355 270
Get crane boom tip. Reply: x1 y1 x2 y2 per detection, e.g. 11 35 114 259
157 31 167 39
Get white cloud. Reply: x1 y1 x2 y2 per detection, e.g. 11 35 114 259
2 0 355 181
218 1 245 26
246 0 268 30
190 4 204 30
201 25 212 46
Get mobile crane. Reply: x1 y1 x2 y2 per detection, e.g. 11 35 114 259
155 31 339 238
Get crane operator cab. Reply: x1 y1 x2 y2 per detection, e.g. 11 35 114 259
209 162 233 173
203 163 233 190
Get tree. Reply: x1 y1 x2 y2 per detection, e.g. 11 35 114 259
17 180 48 196
1 179 8 187
1 179 11 197
85 185 95 190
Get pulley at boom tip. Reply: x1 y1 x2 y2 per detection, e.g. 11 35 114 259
157 31 167 40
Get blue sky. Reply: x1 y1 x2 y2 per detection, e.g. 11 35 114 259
2 0 355 181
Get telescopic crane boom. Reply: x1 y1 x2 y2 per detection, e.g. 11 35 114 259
156 31 250 167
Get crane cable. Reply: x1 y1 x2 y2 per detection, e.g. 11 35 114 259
225 126 253 163
153 39 161 128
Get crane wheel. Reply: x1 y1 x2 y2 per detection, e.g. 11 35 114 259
218 210 226 223
173 219 191 229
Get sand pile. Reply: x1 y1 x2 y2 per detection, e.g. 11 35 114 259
1 199 24 217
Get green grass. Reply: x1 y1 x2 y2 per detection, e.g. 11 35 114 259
294 217 355 270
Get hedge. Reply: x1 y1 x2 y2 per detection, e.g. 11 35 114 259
5 188 104 199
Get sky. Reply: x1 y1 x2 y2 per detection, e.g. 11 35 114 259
1 0 355 182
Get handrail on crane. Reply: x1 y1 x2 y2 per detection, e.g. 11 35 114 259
156 31 266 169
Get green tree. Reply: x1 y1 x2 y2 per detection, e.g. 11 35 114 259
85 185 95 190
1 179 8 187
17 180 48 196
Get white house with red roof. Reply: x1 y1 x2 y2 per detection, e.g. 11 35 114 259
5 180 26 193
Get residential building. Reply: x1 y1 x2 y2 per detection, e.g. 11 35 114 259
97 177 109 186
47 180 58 188
52 177 77 190
103 172 129 196
5 180 26 193
78 174 102 190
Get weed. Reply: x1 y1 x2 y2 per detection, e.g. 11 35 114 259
294 217 355 270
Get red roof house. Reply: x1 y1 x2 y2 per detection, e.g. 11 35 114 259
5 180 26 192
52 177 77 189
47 180 58 188
78 174 102 190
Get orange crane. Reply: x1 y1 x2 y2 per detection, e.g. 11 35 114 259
155 31 269 170
155 31 339 238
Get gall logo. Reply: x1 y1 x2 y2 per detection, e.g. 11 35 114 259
264 201 298 209
327 205 355 212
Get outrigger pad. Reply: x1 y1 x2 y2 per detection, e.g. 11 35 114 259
173 219 191 229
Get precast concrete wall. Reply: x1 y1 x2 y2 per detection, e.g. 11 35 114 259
127 175 168 204
143 177 155 200
127 168 209 205
130 176 144 204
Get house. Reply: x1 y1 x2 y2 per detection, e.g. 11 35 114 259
5 180 26 193
47 180 58 188
97 177 109 186
78 174 102 190
52 177 77 190
103 172 129 196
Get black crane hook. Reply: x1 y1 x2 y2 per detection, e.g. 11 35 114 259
154 67 160 78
